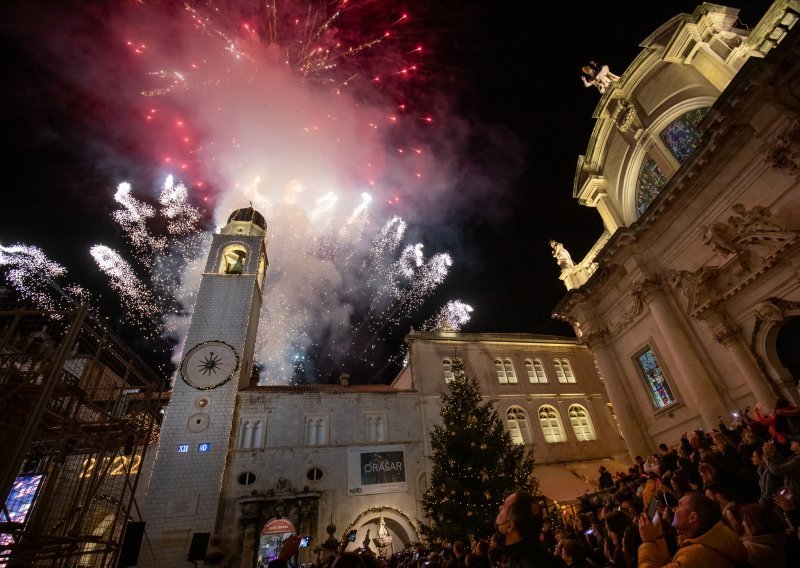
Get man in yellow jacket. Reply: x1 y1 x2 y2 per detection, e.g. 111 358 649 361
637 492 748 567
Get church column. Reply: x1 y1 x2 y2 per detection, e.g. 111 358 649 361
705 309 777 406
583 329 652 460
638 279 730 428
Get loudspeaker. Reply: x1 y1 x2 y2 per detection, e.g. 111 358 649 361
187 532 211 562
118 521 145 567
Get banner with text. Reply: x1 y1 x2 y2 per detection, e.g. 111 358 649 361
347 445 408 496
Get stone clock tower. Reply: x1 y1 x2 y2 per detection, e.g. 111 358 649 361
140 207 268 567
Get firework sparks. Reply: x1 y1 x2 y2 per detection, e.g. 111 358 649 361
90 245 159 322
0 244 68 310
2 0 476 384
423 300 474 331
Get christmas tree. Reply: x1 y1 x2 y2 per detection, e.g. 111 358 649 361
420 357 537 543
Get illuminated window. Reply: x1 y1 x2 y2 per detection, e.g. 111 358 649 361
635 156 668 216
561 359 576 383
534 359 547 383
660 107 709 164
504 359 517 384
554 360 567 384
495 358 508 384
525 359 536 382
538 405 566 443
506 407 532 445
568 405 596 441
443 358 454 383
635 346 676 409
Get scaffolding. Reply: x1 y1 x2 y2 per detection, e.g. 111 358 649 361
0 301 163 567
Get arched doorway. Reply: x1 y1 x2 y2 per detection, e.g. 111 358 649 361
258 518 296 568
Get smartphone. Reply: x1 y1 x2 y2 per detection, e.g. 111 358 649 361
646 497 659 519
663 493 677 508
347 530 357 543
300 535 312 548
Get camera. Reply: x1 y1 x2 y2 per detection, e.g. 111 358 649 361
300 535 312 548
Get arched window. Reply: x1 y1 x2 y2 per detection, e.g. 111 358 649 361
553 360 567 384
366 415 386 442
635 346 676 409
525 359 536 383
252 420 265 448
506 407 532 445
533 359 547 383
568 405 596 441
219 245 247 274
635 156 668 216
443 358 454 383
495 358 508 384
240 420 253 449
561 359 576 383
660 107 710 164
305 416 328 445
538 405 566 443
504 358 517 384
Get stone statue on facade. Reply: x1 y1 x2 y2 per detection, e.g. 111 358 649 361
550 240 575 270
580 61 620 93
728 203 784 234
700 223 739 257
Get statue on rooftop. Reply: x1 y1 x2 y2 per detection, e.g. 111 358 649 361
581 61 620 93
550 240 575 270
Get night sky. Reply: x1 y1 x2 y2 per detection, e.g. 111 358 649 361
0 0 767 383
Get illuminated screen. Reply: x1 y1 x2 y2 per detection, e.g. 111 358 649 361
1 474 44 525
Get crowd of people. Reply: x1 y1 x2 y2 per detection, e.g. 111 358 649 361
270 399 800 568
538 399 800 566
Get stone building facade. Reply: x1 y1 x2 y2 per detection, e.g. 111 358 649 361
172 331 628 567
553 0 800 458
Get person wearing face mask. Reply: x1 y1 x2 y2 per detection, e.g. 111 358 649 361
494 491 558 568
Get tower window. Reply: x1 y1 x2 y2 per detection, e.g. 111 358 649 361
219 245 247 275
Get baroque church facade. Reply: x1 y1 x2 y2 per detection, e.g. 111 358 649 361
553 0 800 459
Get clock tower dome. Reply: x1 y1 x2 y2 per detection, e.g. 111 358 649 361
141 207 268 567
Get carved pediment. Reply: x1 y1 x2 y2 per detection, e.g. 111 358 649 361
671 233 798 316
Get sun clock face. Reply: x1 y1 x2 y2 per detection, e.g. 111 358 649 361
180 341 240 390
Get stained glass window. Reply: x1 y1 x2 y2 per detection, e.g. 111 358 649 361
636 347 675 409
660 107 710 164
635 156 668 216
